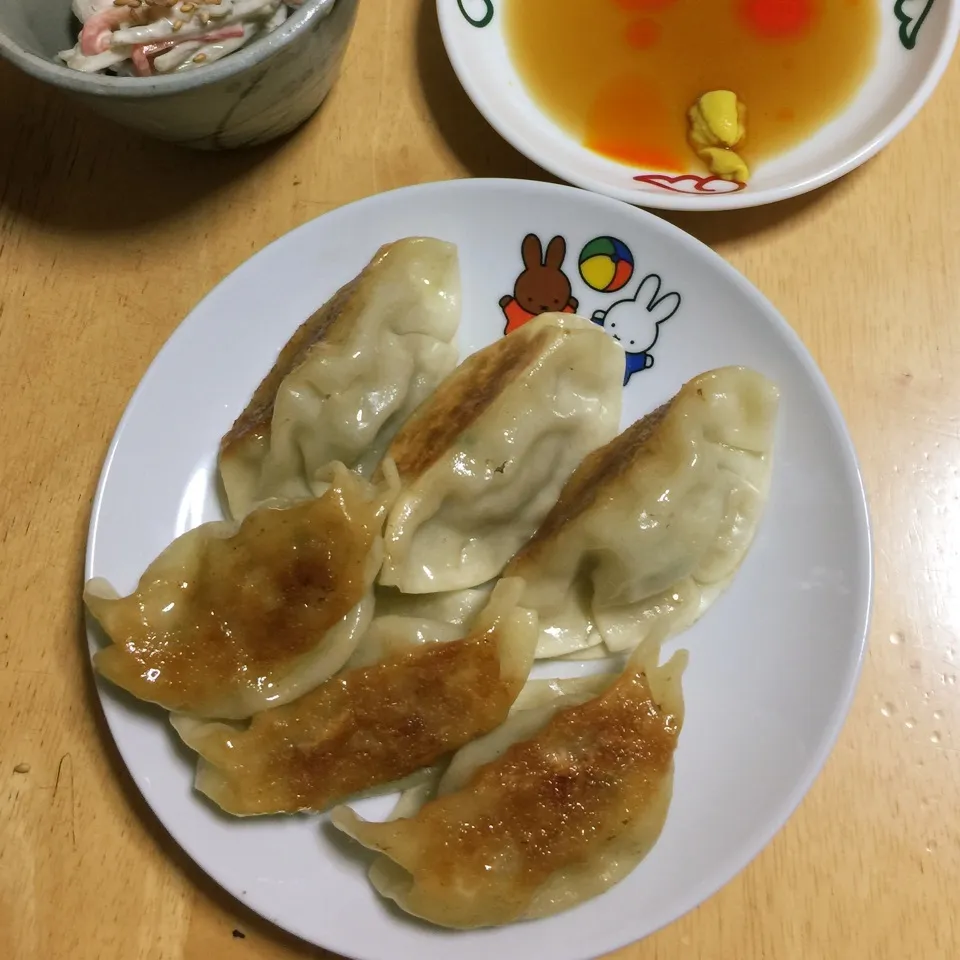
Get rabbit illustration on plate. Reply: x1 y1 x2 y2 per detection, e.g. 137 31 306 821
500 234 579 334
591 274 681 386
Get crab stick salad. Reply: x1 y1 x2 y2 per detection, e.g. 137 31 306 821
59 0 301 76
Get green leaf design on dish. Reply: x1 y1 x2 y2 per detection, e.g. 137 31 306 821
894 0 935 50
458 0 494 28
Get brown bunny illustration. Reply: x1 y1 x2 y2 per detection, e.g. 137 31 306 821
499 234 579 334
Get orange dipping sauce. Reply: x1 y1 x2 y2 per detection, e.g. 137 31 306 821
505 0 879 172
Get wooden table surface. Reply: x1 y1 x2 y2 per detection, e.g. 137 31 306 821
1 2 958 958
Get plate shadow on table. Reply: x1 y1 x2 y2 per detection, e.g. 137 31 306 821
76 664 341 958
414 0 559 183
658 168 863 250
75 563 339 957
0 60 296 234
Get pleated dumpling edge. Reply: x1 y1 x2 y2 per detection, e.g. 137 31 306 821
219 237 461 520
85 463 397 720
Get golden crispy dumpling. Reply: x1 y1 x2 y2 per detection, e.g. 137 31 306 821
219 238 460 520
379 313 623 594
506 366 779 658
85 466 391 719
332 638 686 928
434 674 615 796
171 579 538 815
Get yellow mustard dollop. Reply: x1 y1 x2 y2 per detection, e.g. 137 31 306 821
688 90 749 182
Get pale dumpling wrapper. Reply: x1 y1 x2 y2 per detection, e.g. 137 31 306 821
171 579 539 816
378 313 624 594
345 615 468 670
331 637 686 929
219 237 461 520
372 584 494 626
505 366 780 659
85 465 393 720
347 584 495 668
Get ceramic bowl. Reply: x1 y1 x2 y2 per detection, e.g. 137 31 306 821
0 0 357 149
439 0 960 210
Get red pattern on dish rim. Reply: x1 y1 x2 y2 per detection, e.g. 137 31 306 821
633 173 748 194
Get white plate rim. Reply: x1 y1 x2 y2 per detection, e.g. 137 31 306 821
85 177 873 959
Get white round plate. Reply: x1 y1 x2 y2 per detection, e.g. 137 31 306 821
86 179 871 960
440 0 960 211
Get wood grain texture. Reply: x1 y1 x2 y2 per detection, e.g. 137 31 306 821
1 1 957 958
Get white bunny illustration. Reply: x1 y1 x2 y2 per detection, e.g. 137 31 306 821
591 273 681 385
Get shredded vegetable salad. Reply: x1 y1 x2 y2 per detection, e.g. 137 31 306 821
59 0 302 76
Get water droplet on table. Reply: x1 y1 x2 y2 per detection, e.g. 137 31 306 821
880 702 896 718
889 632 904 645
904 717 916 729
930 731 941 744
